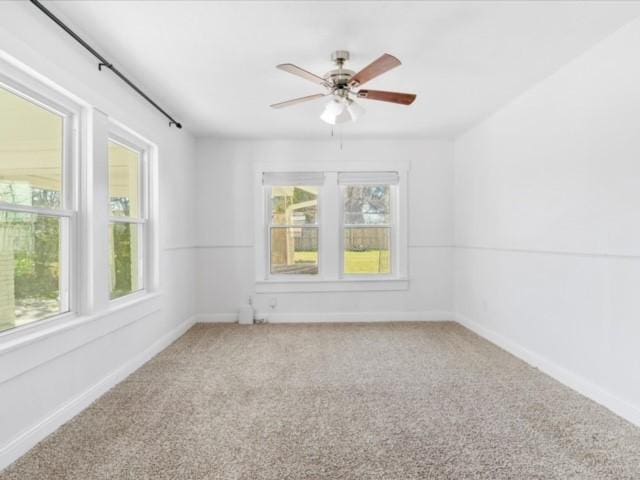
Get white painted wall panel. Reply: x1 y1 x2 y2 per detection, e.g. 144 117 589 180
195 139 454 318
453 17 640 422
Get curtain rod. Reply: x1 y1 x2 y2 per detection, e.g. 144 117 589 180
30 0 183 129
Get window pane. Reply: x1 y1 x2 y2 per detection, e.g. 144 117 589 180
271 186 318 225
0 210 65 332
109 222 142 299
344 227 391 274
108 141 140 218
344 185 390 225
270 227 318 274
0 87 63 208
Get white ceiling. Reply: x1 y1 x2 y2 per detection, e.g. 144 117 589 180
50 1 640 139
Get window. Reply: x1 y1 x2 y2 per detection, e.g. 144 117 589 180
264 172 324 276
0 59 158 343
342 185 392 275
108 137 146 299
0 83 74 333
270 186 319 274
339 172 397 276
257 168 406 291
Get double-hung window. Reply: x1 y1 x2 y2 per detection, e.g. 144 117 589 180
0 58 157 342
0 81 76 333
264 172 324 276
108 135 147 299
257 167 407 291
340 172 398 276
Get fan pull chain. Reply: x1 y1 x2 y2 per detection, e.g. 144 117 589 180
329 127 343 151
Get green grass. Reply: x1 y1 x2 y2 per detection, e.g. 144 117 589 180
293 250 390 274
344 250 390 274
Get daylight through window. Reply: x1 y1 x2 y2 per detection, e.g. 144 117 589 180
342 184 392 275
269 186 319 275
0 85 71 332
108 139 145 299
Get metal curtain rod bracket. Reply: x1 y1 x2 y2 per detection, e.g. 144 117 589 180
30 0 183 129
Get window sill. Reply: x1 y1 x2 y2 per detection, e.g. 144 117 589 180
255 278 409 293
0 291 162 381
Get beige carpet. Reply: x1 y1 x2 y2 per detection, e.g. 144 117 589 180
2 322 640 479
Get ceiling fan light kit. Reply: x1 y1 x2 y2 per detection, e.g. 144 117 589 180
271 50 416 125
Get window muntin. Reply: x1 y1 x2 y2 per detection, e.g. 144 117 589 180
268 186 319 275
108 138 145 299
0 84 72 333
342 184 392 275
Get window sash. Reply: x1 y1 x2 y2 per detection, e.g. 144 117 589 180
108 135 147 222
0 75 77 333
340 184 395 277
266 185 320 276
0 77 76 214
0 208 72 332
107 127 150 301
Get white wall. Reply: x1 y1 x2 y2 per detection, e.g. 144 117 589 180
195 139 453 321
0 2 197 468
453 17 640 425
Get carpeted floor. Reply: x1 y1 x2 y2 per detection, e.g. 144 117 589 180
2 322 640 479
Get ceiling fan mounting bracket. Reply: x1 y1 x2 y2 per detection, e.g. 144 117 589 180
331 50 350 66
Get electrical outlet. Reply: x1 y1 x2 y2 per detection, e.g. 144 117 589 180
269 298 277 309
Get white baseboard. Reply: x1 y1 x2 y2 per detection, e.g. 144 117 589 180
0 315 196 473
195 313 238 323
195 311 453 324
454 312 640 428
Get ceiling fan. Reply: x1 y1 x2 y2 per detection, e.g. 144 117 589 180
270 50 416 125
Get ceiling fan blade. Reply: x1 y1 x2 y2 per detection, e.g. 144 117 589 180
349 54 401 87
357 89 416 105
270 93 326 109
277 63 330 87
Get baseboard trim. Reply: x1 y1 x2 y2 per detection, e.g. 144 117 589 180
259 310 452 323
195 313 238 323
454 312 640 428
0 315 196 473
195 311 454 324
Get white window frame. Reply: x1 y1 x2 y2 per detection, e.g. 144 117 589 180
0 66 80 335
265 186 321 279
0 54 163 368
107 124 152 303
339 181 397 280
255 162 408 293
